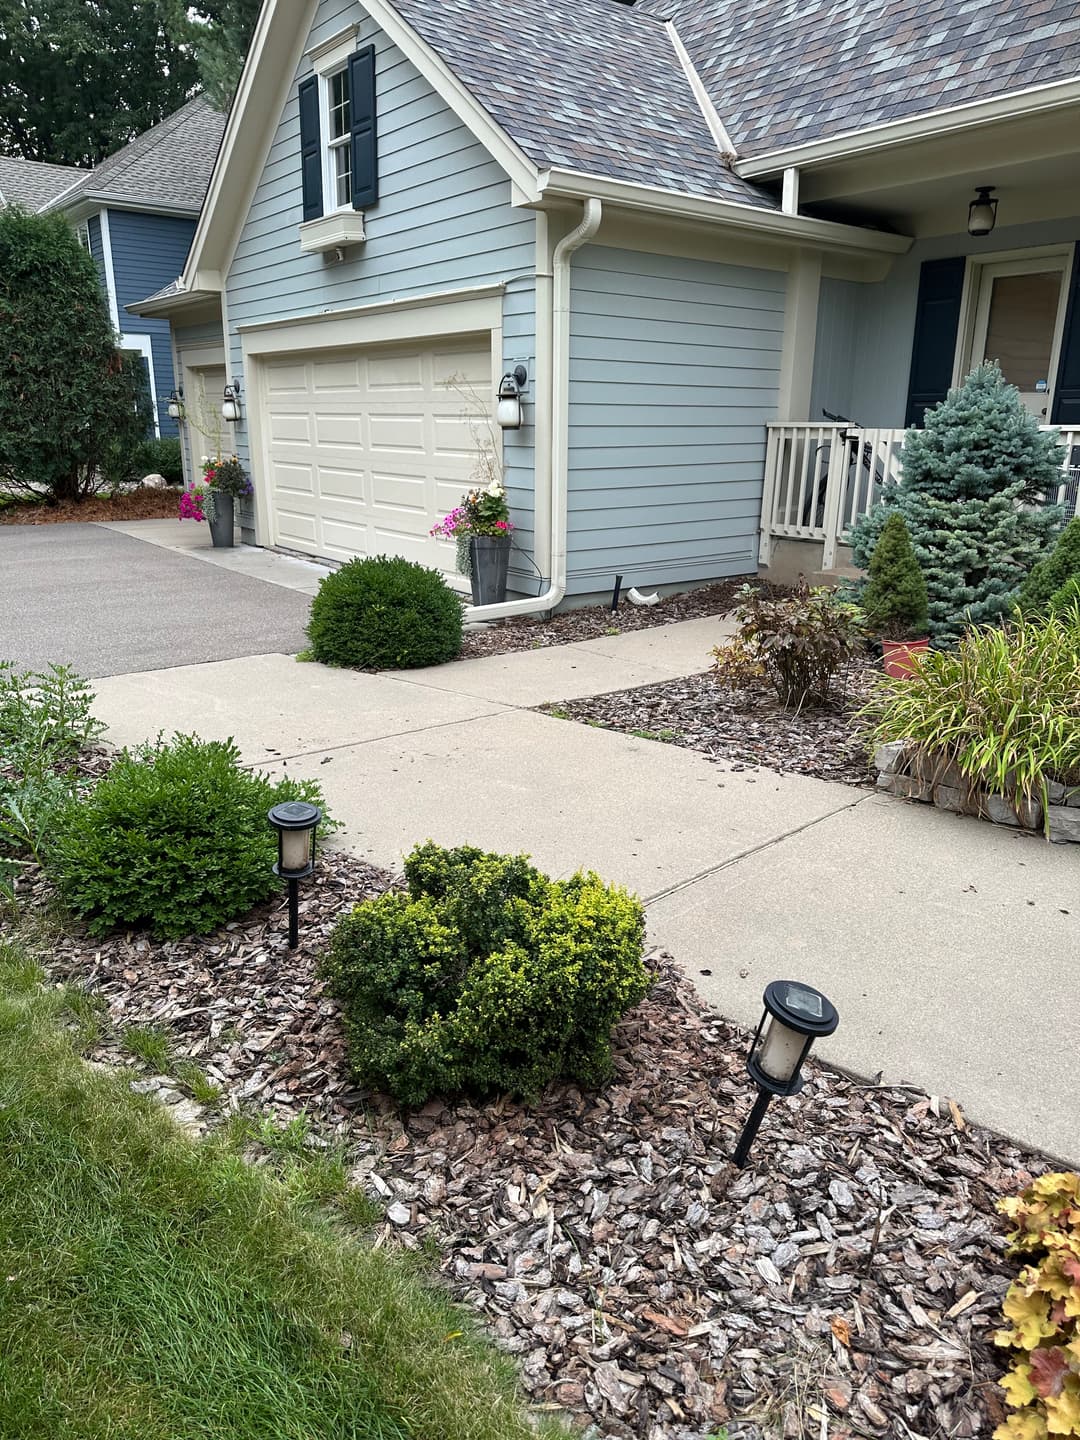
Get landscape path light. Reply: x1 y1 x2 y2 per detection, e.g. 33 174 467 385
733 980 839 1169
267 800 322 949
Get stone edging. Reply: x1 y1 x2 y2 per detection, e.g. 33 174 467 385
873 741 1080 844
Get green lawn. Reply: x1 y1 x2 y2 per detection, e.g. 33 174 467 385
0 939 564 1440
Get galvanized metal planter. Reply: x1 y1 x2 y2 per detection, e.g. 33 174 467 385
469 534 511 605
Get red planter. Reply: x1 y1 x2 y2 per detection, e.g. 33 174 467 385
881 637 929 678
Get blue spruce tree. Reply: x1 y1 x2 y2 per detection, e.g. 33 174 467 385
850 363 1064 642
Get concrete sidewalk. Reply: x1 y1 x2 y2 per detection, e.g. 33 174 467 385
90 638 1080 1163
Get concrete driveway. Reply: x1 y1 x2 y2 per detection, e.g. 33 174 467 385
0 523 312 677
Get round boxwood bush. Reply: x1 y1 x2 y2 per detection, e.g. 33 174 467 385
48 733 329 938
320 842 650 1106
307 555 463 670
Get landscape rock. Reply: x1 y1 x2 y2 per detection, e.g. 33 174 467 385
1047 805 1080 843
140 473 168 489
872 740 908 775
878 772 933 802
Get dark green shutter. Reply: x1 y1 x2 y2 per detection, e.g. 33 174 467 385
349 46 378 210
904 256 966 427
1051 242 1080 425
299 75 323 222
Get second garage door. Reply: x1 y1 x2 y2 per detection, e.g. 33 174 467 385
262 336 492 570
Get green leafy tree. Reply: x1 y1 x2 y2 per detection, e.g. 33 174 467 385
166 0 261 111
0 207 148 503
0 0 199 166
851 363 1064 642
861 512 929 638
1018 516 1080 613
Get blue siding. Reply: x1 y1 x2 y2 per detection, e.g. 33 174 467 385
86 214 106 290
566 246 784 594
109 209 196 438
225 0 536 555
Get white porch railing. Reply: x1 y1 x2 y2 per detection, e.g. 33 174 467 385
759 423 1080 570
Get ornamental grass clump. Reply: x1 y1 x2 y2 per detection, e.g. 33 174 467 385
307 555 463 670
993 1171 1080 1439
320 842 649 1106
861 600 1080 812
48 734 329 938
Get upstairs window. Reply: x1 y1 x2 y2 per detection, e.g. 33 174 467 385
299 42 377 223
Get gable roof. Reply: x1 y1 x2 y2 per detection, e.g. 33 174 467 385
638 0 1080 162
387 0 776 208
43 96 228 216
0 155 87 210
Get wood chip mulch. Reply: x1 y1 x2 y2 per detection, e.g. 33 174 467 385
22 849 1044 1440
0 489 182 525
459 578 756 659
542 662 879 788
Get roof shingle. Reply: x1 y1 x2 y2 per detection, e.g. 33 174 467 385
0 156 86 210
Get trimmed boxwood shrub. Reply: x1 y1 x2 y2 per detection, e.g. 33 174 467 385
320 842 649 1105
306 555 463 670
48 734 328 938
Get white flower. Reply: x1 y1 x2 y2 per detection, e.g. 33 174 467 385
200 455 208 465
486 481 504 497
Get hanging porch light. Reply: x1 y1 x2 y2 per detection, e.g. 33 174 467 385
968 186 998 237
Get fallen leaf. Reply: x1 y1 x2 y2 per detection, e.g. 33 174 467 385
830 1316 852 1348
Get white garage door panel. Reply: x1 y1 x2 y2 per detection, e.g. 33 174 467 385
262 337 491 568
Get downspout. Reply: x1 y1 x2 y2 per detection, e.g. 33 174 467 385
465 197 602 620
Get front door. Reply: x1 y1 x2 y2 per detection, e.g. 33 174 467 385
970 257 1070 419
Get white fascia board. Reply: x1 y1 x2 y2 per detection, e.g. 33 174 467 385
537 168 913 256
738 77 1080 177
97 209 121 330
359 0 540 198
180 0 319 293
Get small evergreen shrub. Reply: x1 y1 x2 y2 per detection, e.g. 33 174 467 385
851 363 1064 642
711 584 864 708
135 436 184 485
307 555 463 670
48 734 328 938
1019 516 1080 614
993 1171 1080 1439
1051 575 1080 614
320 842 649 1105
861 513 929 639
861 601 1080 809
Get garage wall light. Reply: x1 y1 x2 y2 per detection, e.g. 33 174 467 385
497 365 528 430
166 387 184 421
733 979 839 1168
222 378 243 423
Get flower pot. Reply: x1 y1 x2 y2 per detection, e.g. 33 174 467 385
469 534 511 605
207 493 235 549
881 637 929 678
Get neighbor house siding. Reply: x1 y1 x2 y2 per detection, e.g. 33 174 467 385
86 213 106 289
108 209 196 438
565 245 785 595
810 276 861 423
225 0 536 556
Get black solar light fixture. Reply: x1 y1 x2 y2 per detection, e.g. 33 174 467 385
733 980 839 1168
166 387 184 420
267 800 322 949
968 186 998 237
222 377 243 423
496 365 528 429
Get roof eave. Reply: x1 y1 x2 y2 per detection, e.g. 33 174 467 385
537 168 913 256
47 193 202 222
738 76 1080 178
126 287 222 319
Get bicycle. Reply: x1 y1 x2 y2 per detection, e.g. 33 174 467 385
801 409 889 529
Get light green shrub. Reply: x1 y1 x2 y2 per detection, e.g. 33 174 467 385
321 842 649 1105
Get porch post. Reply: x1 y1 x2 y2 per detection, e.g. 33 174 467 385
775 251 821 421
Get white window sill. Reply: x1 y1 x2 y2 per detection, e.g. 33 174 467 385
299 211 366 255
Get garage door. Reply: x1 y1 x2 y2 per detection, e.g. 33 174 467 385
262 337 492 570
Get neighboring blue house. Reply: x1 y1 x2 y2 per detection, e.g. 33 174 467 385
136 0 1080 609
40 98 226 440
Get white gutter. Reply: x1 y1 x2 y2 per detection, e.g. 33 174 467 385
464 197 602 621
737 76 1080 178
537 168 912 255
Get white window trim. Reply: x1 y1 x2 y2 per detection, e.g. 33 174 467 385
119 332 160 438
321 63 353 214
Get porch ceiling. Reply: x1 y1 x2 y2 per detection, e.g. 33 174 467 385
797 104 1080 237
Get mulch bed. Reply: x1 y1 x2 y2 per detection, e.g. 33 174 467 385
459 578 755 659
543 663 879 788
0 489 182 525
22 848 1044 1440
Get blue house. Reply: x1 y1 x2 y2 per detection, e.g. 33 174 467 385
41 98 226 441
137 0 1080 608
